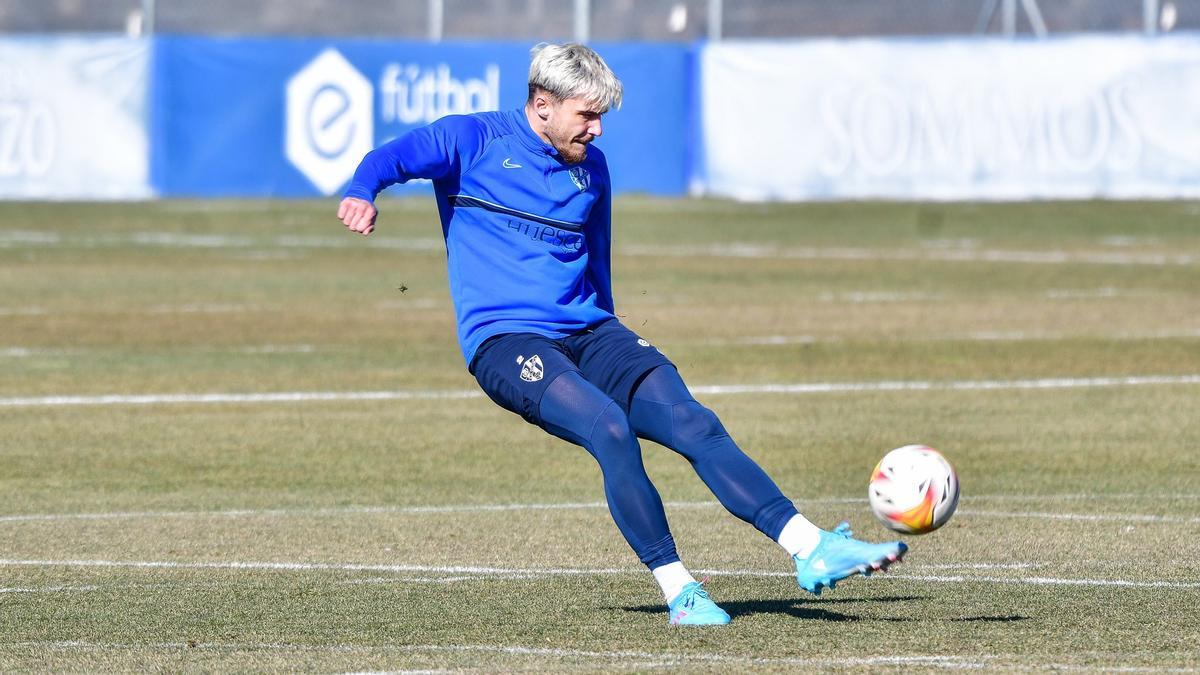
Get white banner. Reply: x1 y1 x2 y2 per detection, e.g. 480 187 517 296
0 37 151 200
699 35 1200 200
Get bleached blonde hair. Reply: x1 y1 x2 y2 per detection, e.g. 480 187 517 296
527 43 623 112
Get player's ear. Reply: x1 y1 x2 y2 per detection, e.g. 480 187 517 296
533 91 554 121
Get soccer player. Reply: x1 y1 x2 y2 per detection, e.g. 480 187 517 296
337 43 906 625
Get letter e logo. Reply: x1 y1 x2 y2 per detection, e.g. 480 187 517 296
286 49 374 195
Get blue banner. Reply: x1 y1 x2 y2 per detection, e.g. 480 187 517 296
152 37 691 197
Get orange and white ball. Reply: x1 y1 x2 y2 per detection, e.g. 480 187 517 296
868 445 959 534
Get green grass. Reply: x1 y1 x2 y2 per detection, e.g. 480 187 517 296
1 198 1199 671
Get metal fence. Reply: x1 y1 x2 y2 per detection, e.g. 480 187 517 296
0 0 1190 39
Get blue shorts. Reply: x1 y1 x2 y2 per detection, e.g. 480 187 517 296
469 318 674 426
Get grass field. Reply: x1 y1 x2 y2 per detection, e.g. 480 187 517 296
1 197 1198 672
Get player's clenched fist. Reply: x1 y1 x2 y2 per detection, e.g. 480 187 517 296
338 197 377 235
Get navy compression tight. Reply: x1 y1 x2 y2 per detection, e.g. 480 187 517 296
538 365 799 569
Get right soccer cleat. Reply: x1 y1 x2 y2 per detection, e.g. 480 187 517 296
667 581 731 625
794 522 907 595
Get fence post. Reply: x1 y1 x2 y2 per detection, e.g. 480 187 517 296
1144 0 1160 35
708 0 722 41
428 0 444 42
574 0 591 43
142 0 155 34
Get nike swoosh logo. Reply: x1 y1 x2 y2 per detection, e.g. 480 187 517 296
502 158 522 169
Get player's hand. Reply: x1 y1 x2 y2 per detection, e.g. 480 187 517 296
338 197 378 236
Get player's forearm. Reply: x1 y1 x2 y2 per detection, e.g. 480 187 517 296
342 144 408 203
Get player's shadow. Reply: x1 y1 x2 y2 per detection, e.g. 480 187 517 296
952 615 1029 623
622 595 925 622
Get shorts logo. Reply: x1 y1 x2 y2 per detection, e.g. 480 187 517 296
637 339 651 347
568 166 590 192
519 354 544 382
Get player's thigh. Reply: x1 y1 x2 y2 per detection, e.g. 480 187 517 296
569 319 674 412
470 332 579 426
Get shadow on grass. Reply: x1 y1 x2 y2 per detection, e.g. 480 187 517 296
622 595 926 622
953 615 1029 623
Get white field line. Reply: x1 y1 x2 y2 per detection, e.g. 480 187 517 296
157 201 288 213
1044 287 1121 299
692 567 1200 590
0 500 641 523
968 493 1200 501
6 497 1197 525
621 242 1199 266
2 498 1196 525
1 558 1196 591
0 558 628 577
236 344 316 354
4 374 1199 409
0 390 484 408
962 510 1200 525
375 299 444 310
226 250 302 261
0 501 611 522
912 563 1038 570
339 576 482 585
816 290 943 303
690 374 1200 396
885 574 1200 590
3 300 441 318
706 328 1200 347
4 345 317 359
2 348 48 358
3 229 1195 267
0 306 48 316
1028 666 1198 673
0 585 98 593
1100 236 1158 247
144 303 263 314
0 230 444 252
11 640 988 669
18 641 1200 672
8 327 1196 358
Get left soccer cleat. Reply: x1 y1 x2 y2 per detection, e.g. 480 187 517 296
794 522 907 595
667 581 731 625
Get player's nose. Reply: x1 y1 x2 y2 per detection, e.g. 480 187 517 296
588 118 602 138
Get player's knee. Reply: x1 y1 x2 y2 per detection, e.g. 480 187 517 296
592 401 632 439
672 401 728 449
589 402 639 461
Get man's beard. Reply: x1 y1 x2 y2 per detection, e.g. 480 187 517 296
555 139 588 164
549 126 592 164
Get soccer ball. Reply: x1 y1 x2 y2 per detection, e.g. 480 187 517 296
868 445 959 534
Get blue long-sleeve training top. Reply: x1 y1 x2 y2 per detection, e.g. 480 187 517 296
343 107 615 365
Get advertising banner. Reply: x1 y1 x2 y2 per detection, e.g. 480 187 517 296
699 35 1200 200
0 37 151 200
153 38 691 197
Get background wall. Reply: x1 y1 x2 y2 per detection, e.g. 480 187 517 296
0 37 151 199
151 38 691 197
697 34 1200 200
0 30 1195 201
2 0 1194 40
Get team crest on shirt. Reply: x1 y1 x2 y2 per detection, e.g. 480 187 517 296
520 354 544 382
568 166 590 192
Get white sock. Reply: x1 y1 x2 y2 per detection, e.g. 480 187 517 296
651 561 697 604
777 514 822 559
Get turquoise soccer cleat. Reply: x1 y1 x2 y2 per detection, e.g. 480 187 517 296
667 581 731 625
794 522 907 595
